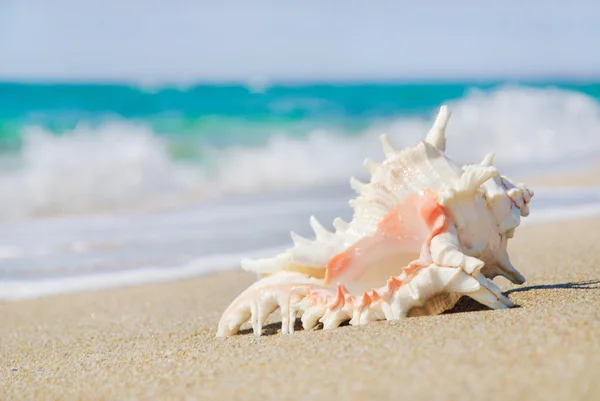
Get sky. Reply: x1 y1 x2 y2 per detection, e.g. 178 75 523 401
1 0 600 83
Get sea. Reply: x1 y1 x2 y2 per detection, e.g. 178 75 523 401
1 80 600 301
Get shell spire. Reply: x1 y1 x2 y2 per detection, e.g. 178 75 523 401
349 177 368 194
309 216 333 240
363 158 379 175
425 105 451 152
481 153 495 166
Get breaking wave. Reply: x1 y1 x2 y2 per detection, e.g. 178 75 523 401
1 85 599 220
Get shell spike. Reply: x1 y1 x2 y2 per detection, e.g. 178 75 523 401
481 152 495 166
440 164 499 204
497 257 526 285
457 165 499 193
467 165 498 190
379 133 396 156
309 215 332 239
332 217 348 232
290 231 312 246
349 177 367 194
363 158 379 174
425 105 451 152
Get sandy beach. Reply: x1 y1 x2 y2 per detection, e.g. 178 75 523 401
1 211 599 400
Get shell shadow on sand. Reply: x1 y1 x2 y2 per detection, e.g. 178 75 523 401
238 279 599 336
444 278 600 314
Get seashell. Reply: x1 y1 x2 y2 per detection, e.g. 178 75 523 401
217 106 534 337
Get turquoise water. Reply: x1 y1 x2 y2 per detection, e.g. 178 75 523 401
2 81 600 151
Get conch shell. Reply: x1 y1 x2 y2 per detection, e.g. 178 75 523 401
217 106 534 337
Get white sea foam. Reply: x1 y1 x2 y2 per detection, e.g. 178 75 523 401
0 123 209 220
0 86 599 220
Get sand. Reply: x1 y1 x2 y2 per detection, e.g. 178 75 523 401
529 161 600 188
1 210 600 399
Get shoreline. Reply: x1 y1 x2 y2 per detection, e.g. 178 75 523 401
2 216 599 400
2 172 600 303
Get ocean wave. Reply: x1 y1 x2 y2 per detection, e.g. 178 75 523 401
0 123 210 219
1 85 599 220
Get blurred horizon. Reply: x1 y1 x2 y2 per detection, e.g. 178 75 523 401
3 76 600 86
